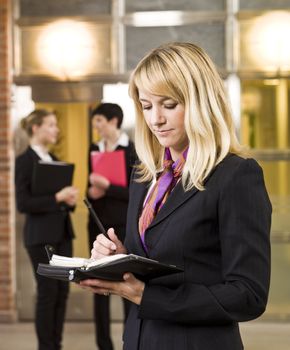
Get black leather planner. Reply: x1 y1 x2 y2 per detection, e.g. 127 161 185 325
37 254 183 282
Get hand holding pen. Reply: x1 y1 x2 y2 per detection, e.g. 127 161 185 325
83 198 126 255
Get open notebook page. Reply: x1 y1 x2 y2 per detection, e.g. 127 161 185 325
49 254 128 268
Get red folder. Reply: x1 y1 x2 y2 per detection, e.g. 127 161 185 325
91 150 127 187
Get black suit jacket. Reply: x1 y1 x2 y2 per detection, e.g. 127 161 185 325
87 140 136 244
123 154 271 350
15 147 75 247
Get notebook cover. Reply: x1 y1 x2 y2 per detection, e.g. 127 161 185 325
91 150 127 187
37 254 183 282
32 161 74 195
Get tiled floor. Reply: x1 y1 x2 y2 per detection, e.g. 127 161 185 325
0 321 290 350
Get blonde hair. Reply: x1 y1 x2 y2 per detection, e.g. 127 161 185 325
129 42 243 191
21 109 55 137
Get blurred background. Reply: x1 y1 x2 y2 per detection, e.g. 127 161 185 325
1 0 290 347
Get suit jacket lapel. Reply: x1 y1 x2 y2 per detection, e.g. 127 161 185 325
147 160 223 230
148 155 230 228
129 180 149 256
130 156 231 254
148 181 199 229
130 178 200 255
27 146 42 163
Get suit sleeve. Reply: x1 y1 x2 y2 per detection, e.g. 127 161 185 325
138 159 272 325
15 154 63 214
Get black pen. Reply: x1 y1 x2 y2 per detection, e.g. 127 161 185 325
45 244 55 261
83 197 110 240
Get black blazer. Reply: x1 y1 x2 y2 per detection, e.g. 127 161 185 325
15 147 75 247
123 154 271 350
87 140 136 242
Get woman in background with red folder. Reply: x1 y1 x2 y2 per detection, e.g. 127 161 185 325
87 103 136 350
15 109 78 350
81 43 271 350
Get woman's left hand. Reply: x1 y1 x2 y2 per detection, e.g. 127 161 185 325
79 273 145 305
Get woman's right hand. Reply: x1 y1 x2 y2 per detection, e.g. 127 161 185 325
88 185 106 200
55 186 79 206
91 228 127 259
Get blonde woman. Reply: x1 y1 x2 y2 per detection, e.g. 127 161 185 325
80 43 271 350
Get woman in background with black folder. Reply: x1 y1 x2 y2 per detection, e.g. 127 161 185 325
15 109 78 350
80 43 271 350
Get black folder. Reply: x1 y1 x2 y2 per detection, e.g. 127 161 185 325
37 254 183 282
32 160 75 195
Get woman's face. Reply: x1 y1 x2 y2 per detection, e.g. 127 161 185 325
92 114 117 140
138 90 188 160
33 114 59 145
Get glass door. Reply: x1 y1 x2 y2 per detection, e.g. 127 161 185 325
241 79 290 320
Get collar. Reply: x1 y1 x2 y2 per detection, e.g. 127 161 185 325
30 145 53 162
97 132 129 152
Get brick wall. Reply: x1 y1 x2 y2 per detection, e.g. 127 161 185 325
0 0 17 322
